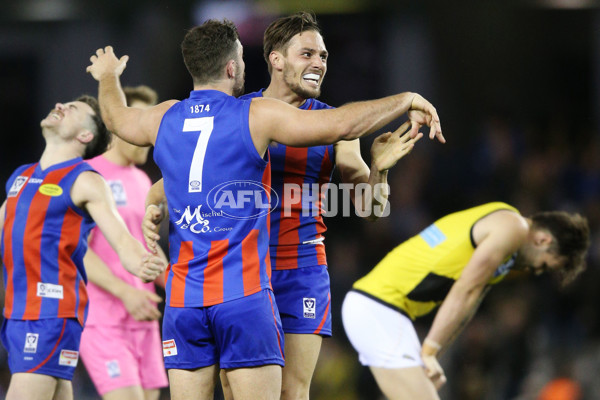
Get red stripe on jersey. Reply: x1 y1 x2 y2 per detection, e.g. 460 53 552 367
267 290 284 359
21 189 52 320
76 279 87 325
274 147 308 268
3 165 36 318
203 239 228 306
241 230 262 295
170 241 193 306
28 318 66 373
313 292 331 334
57 207 83 320
262 160 273 282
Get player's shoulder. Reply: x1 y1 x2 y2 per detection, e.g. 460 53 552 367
239 90 264 100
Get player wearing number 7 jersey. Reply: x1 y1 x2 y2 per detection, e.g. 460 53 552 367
87 19 443 400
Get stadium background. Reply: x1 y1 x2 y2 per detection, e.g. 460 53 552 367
1 0 600 399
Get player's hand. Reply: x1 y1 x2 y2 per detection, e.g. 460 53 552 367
142 204 164 254
86 46 129 81
119 286 162 321
139 253 166 283
370 121 423 172
407 94 445 143
422 353 447 390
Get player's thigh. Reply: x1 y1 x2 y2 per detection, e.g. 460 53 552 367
79 325 142 397
224 364 282 400
370 366 439 400
271 266 332 336
168 366 219 400
101 386 145 400
6 372 61 400
283 333 322 382
342 291 423 368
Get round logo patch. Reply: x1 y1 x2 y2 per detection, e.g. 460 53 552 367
39 184 63 197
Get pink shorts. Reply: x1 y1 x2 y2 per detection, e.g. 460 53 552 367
79 324 168 395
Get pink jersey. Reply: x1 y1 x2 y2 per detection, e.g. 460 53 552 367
85 156 155 327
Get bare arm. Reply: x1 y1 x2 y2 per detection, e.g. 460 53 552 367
143 178 168 254
0 200 5 239
84 246 162 321
249 92 443 154
421 211 528 388
71 171 166 282
336 121 422 221
86 46 176 146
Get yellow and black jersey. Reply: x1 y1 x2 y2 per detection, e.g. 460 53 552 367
352 202 519 320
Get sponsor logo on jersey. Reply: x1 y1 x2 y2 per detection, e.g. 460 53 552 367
175 205 212 234
39 184 63 197
58 349 79 367
37 282 64 299
163 339 178 357
303 297 316 319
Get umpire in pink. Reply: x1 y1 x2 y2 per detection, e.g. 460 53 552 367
79 86 169 400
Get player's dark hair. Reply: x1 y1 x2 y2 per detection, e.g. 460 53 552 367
123 85 158 107
76 95 110 160
181 19 240 85
531 211 590 287
263 11 321 74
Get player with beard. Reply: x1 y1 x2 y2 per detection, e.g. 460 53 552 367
88 19 443 400
341 202 590 400
142 12 443 400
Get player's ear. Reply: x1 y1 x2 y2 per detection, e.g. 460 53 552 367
269 51 283 72
76 129 94 144
533 230 553 246
226 59 236 79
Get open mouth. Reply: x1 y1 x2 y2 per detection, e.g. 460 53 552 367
302 73 320 87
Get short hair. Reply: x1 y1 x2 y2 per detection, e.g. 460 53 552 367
263 11 321 74
531 211 591 287
181 19 240 85
76 95 110 160
123 85 158 107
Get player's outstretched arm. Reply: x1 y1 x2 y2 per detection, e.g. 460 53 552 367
421 211 528 389
71 171 166 282
84 246 162 321
143 178 168 254
249 92 442 152
86 46 176 147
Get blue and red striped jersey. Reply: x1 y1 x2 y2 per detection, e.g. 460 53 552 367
154 90 272 307
1 158 96 326
241 90 335 270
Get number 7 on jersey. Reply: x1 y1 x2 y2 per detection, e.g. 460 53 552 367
182 116 214 193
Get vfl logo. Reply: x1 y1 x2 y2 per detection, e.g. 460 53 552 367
7 176 28 197
108 180 127 206
106 360 121 378
175 205 211 234
24 333 39 353
303 297 316 319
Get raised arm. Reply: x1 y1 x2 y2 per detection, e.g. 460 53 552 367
71 171 166 282
143 178 168 254
84 246 162 321
335 121 422 221
249 92 442 153
420 211 528 389
86 46 176 146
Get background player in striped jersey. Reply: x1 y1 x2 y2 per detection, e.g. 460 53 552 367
79 86 168 400
87 19 442 400
341 202 590 399
0 95 166 400
142 12 438 400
